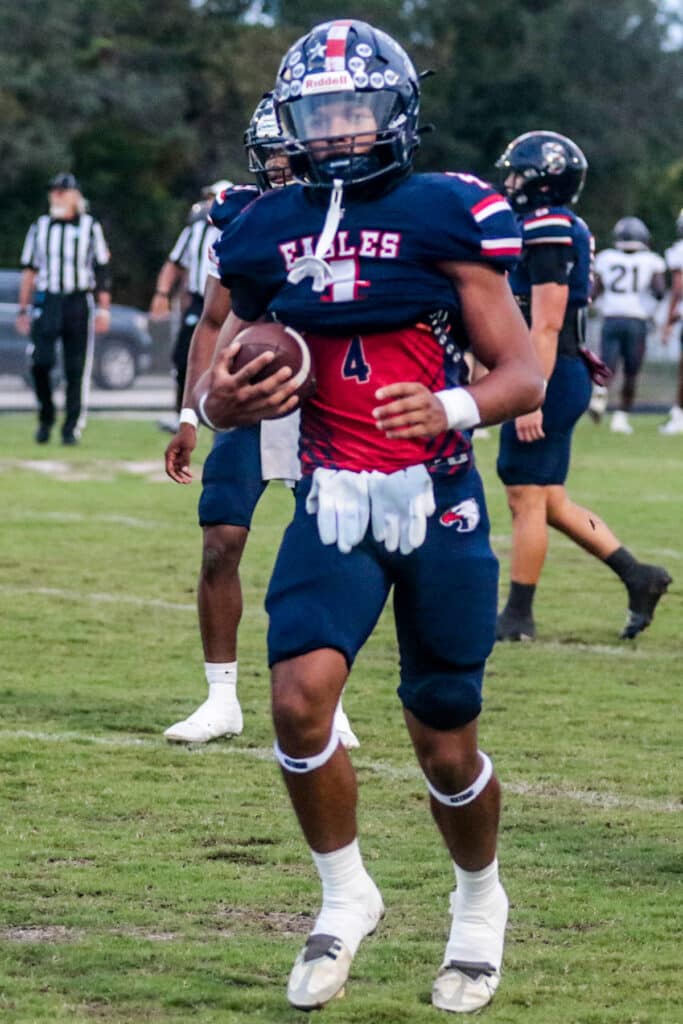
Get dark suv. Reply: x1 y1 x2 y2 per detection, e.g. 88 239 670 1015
0 269 153 389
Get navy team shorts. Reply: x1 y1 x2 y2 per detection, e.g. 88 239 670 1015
266 466 499 730
496 354 592 487
198 424 267 528
600 316 648 378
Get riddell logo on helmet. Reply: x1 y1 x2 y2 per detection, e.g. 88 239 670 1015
302 71 354 94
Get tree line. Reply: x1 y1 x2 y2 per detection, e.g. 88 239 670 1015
1 0 681 305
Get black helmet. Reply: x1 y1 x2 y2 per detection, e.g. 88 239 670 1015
495 131 587 211
613 216 650 251
273 19 420 189
48 171 81 192
244 94 289 191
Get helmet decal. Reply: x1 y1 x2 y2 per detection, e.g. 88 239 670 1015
541 141 567 175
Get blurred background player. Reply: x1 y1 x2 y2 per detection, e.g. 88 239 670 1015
163 96 358 749
16 172 111 444
659 208 683 434
150 179 231 433
494 132 671 642
204 20 545 1014
589 217 666 434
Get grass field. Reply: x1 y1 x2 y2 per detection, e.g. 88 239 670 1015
1 412 681 1024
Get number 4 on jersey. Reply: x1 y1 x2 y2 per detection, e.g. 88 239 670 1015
343 337 371 383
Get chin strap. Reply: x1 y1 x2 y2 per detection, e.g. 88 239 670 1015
287 178 344 293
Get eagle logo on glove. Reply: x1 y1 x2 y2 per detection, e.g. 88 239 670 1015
439 498 480 533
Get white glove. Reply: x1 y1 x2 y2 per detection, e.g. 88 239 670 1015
369 464 436 555
305 468 371 554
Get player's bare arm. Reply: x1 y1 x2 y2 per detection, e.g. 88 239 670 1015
662 268 682 343
198 311 300 429
512 280 567 442
373 262 543 439
15 268 36 336
164 276 234 484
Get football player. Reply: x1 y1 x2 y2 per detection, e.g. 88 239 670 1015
162 95 359 749
494 132 671 642
198 20 544 1014
592 217 666 434
659 209 683 434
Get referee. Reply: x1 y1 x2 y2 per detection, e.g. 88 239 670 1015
149 180 229 432
16 172 112 444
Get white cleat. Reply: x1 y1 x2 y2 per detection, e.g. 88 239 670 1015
287 934 353 1010
333 705 360 750
587 384 608 423
432 884 508 1014
610 410 634 435
659 407 683 435
157 414 180 435
163 696 243 743
432 961 501 1014
287 879 384 1010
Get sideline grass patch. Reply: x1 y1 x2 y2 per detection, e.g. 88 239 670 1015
1 413 681 1024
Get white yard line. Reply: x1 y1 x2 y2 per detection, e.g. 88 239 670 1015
0 729 678 814
0 584 194 613
11 510 174 530
0 586 667 656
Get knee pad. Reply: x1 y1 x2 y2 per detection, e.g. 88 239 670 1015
425 751 493 807
274 728 339 774
397 667 483 731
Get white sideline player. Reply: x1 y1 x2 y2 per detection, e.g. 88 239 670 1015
591 217 666 434
660 209 683 434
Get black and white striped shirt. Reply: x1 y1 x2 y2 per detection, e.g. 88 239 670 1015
169 218 219 297
21 214 110 294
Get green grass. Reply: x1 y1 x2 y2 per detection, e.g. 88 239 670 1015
0 412 681 1024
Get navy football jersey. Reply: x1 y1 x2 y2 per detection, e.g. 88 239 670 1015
209 184 259 232
509 205 594 309
215 172 522 337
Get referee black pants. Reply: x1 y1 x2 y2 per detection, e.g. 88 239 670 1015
172 293 204 412
31 292 93 437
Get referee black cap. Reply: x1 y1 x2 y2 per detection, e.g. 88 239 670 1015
48 172 81 192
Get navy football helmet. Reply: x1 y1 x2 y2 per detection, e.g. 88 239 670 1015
495 131 587 211
613 216 650 250
244 94 290 191
273 19 420 188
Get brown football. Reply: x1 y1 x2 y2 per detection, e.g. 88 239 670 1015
231 322 316 404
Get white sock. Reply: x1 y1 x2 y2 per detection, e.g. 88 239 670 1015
204 662 238 704
446 858 507 966
453 858 500 909
310 840 377 955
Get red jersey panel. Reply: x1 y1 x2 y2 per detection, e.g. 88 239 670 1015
300 325 472 475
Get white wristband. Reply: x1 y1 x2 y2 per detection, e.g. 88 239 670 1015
179 407 199 429
435 387 481 431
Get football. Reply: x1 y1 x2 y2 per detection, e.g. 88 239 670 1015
231 322 316 403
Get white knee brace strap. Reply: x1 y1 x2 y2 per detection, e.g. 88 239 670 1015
274 729 340 774
425 751 493 808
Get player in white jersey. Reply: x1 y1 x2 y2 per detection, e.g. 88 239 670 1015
659 209 683 435
591 217 666 434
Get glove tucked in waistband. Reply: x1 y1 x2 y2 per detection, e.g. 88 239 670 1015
305 464 435 556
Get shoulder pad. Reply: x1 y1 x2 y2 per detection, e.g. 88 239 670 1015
209 185 259 229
